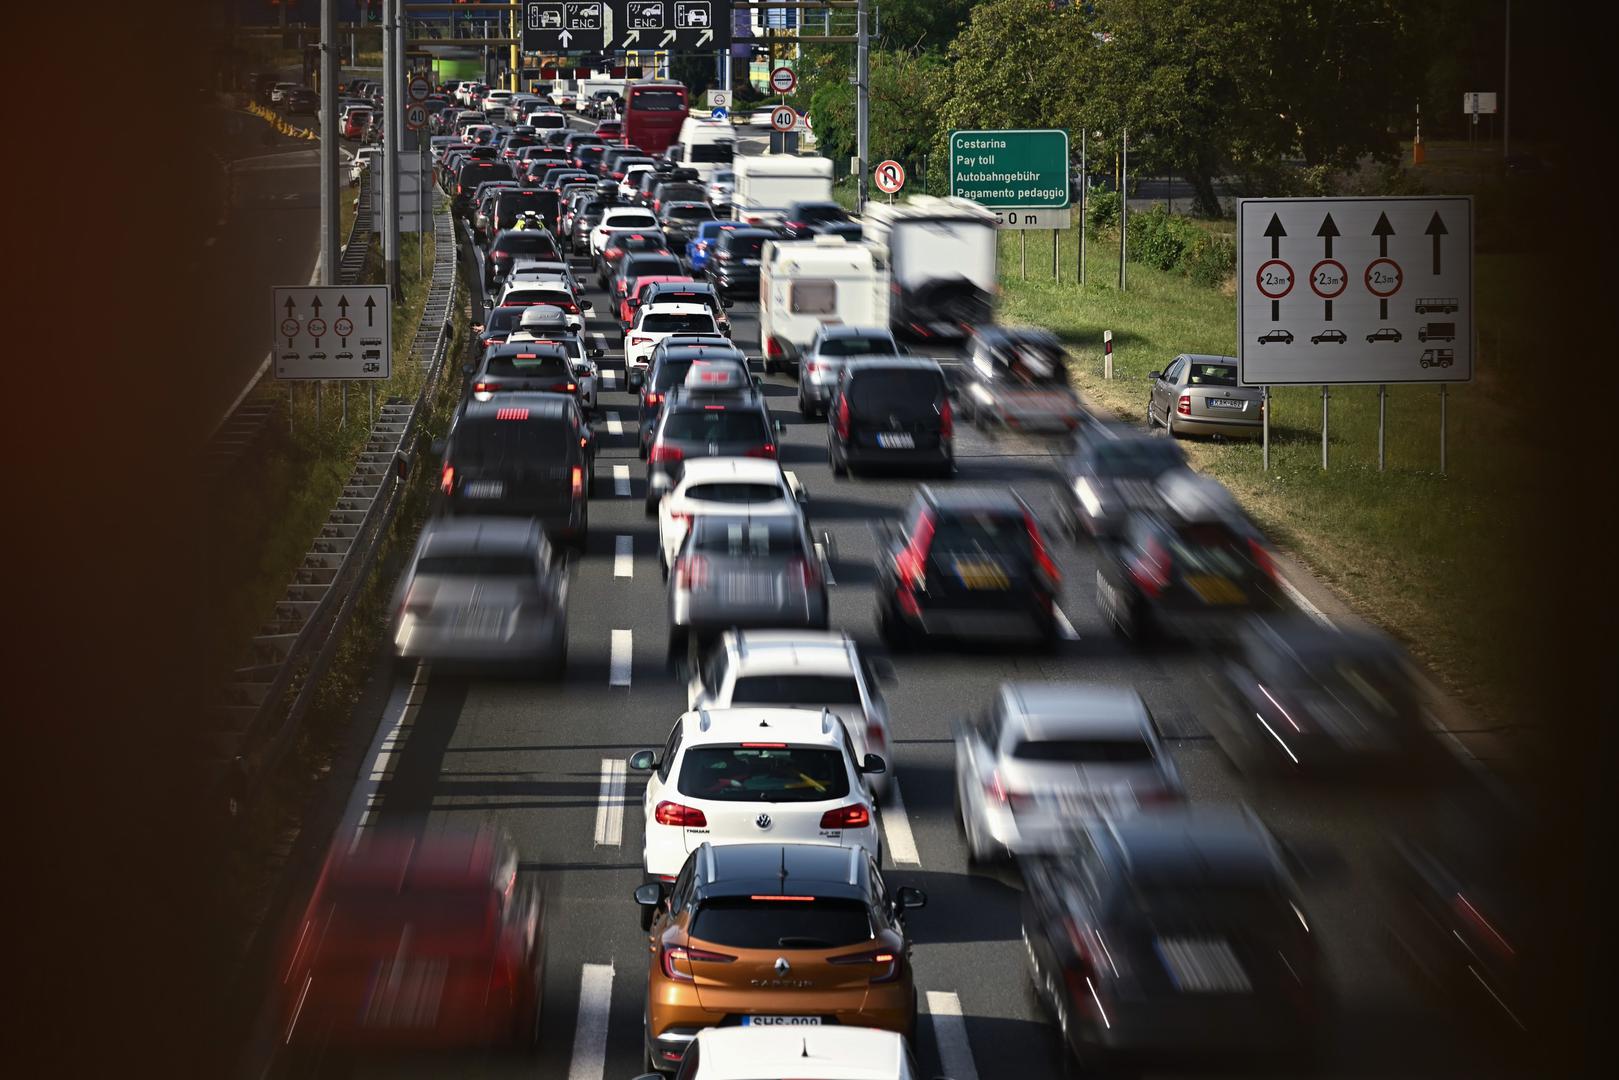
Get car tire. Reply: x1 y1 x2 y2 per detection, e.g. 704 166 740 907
1145 397 1157 426
644 493 658 517
1165 409 1179 439
830 442 848 478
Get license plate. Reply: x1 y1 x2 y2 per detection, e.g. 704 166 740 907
953 559 1008 590
725 575 776 604
876 432 914 449
455 606 506 638
1185 575 1244 605
462 480 505 498
741 1015 822 1026
1154 937 1252 993
1205 397 1245 411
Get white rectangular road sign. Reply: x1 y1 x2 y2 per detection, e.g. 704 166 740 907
1236 196 1473 385
990 207 1072 230
273 285 392 381
372 168 429 234
1463 92 1498 115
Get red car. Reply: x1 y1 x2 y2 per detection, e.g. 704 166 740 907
594 120 623 140
279 824 544 1054
619 273 694 328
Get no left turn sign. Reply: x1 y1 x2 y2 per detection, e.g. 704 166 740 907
770 66 796 95
874 160 905 194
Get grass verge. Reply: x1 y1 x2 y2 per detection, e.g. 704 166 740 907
997 221 1542 727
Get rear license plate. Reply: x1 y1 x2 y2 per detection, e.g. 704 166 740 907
455 607 506 638
1185 575 1244 605
1205 397 1245 411
1154 937 1252 993
462 480 505 498
741 1015 822 1026
724 575 775 604
876 432 915 449
953 560 1009 590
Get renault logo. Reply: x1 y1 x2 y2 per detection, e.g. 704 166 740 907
755 812 772 830
774 956 791 976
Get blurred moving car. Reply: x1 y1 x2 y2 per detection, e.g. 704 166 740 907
797 325 903 420
1146 354 1263 439
1094 472 1283 643
656 457 806 575
633 843 923 1071
826 358 954 478
688 630 896 800
644 366 780 511
390 518 568 676
638 342 752 457
1200 614 1437 775
628 1025 929 1080
958 326 1086 436
780 200 852 240
875 486 1062 649
667 512 830 649
279 823 544 1054
705 228 775 301
685 220 741 275
954 682 1183 862
1051 425 1191 541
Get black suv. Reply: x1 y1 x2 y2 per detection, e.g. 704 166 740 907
435 393 595 545
780 200 850 240
706 228 775 301
826 358 954 477
637 341 751 457
874 486 1062 649
644 372 781 514
454 158 514 214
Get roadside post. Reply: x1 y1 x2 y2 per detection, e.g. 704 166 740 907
1119 128 1128 291
1262 387 1270 470
1079 132 1087 286
1103 329 1113 380
1440 385 1448 475
1378 384 1387 470
1321 386 1330 469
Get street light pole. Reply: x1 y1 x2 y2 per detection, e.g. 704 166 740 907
1503 0 1512 159
320 0 339 286
856 0 870 212
383 0 401 298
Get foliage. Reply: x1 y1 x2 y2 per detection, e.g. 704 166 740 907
804 50 946 182
875 0 978 53
1126 206 1202 272
1085 190 1120 230
1185 231 1236 286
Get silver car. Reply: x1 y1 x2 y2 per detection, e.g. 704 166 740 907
953 682 1183 862
1146 353 1263 438
796 325 903 418
667 512 829 654
390 518 568 677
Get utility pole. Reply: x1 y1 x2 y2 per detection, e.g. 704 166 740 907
856 0 870 211
1118 127 1128 291
382 0 400 297
1503 0 1512 159
320 0 339 286
395 6 408 293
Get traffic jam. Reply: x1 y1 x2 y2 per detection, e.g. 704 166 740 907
264 76 1536 1080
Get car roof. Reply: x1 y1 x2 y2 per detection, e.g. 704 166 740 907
1155 472 1244 524
1100 808 1282 886
329 823 503 890
418 516 543 556
842 356 945 375
999 682 1150 740
918 484 1027 515
1176 353 1239 365
680 707 848 745
727 630 858 675
693 842 869 902
817 324 894 339
678 457 786 484
691 1026 906 1079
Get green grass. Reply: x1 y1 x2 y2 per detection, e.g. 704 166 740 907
998 221 1542 725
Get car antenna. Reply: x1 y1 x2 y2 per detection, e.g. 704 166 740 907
802 1035 810 1058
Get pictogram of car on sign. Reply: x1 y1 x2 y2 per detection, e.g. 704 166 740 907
1366 327 1402 343
1310 329 1347 344
1257 329 1294 344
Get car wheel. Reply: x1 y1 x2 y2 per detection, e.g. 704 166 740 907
1165 408 1179 439
830 441 848 478
1145 396 1157 426
799 396 811 420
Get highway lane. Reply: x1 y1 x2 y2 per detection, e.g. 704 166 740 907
269 126 1501 1079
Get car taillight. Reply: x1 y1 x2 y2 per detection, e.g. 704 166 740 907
629 336 651 346
653 800 708 827
1248 538 1279 583
649 444 683 464
789 555 820 589
473 381 498 394
1023 513 1061 585
745 444 777 459
828 947 901 983
1130 537 1172 597
986 769 1034 810
674 555 710 590
570 466 584 499
835 396 851 439
939 398 954 439
660 943 733 982
819 803 869 830
645 391 664 405
440 464 454 495
785 220 803 231
895 511 934 592
560 301 580 314
493 251 511 260
1177 394 1191 416
765 337 784 359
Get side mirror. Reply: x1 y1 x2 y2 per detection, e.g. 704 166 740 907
894 885 927 911
627 749 657 771
590 347 605 358
860 753 887 776
1147 370 1162 381
753 375 763 387
579 299 593 311
632 883 664 907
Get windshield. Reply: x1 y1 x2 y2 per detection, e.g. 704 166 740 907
625 257 683 279
416 554 535 577
848 370 946 417
453 417 574 464
641 312 717 334
689 142 735 162
1188 363 1238 386
1012 737 1154 764
819 335 898 358
662 410 769 445
730 675 862 706
690 897 871 950
677 745 850 803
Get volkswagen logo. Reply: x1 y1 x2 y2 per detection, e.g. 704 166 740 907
774 956 791 976
755 812 772 830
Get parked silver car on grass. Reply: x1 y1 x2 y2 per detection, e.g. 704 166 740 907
1146 353 1263 439
954 682 1183 863
390 517 568 677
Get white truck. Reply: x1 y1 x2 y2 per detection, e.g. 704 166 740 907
758 235 890 372
731 155 834 227
860 195 1000 341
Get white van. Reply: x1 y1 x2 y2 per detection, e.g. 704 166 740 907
732 155 834 227
674 117 737 183
759 234 890 373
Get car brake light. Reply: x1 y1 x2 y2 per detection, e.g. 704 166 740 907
835 396 851 439
819 804 870 829
745 444 777 459
674 555 709 590
789 555 820 589
668 511 692 533
828 947 902 983
440 464 454 495
1024 513 1061 585
765 337 784 359
1130 537 1171 597
660 943 733 982
986 768 1034 810
649 445 684 463
1248 538 1279 583
653 800 707 827
895 511 934 592
473 381 498 394
646 392 665 405
939 398 954 439
496 407 530 421
571 466 584 499
1177 394 1191 416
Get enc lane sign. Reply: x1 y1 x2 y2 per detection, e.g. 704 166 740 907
273 285 392 381
948 129 1070 210
1237 196 1473 385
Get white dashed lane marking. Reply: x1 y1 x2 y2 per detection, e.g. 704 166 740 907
609 629 633 687
925 991 981 1080
566 963 614 1080
614 535 634 578
593 758 626 846
606 410 624 436
612 464 630 497
879 777 921 866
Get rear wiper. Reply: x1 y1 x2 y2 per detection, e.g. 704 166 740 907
777 936 830 948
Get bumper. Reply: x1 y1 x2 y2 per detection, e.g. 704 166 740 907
671 592 829 633
840 440 953 472
800 378 836 404
1176 415 1262 438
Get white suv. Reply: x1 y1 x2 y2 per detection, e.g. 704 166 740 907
628 709 885 896
625 303 722 376
689 631 895 799
492 279 589 334
657 458 805 574
590 206 660 256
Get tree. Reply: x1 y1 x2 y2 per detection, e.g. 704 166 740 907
875 0 977 53
807 49 946 188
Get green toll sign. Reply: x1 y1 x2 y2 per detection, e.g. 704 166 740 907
948 129 1070 209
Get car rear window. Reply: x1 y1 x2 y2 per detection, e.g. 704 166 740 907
1188 363 1237 386
626 256 684 278
666 204 716 220
690 897 871 950
416 554 535 577
1004 344 1071 386
930 512 1031 561
653 355 746 390
723 235 767 258
492 227 559 251
1011 737 1153 764
1166 522 1253 577
848 370 946 416
607 212 658 229
629 88 685 112
687 518 804 558
819 335 897 358
461 161 514 184
689 143 735 163
453 416 574 464
662 410 768 444
642 312 717 334
677 745 851 803
684 482 782 505
730 676 862 707
1091 440 1185 477
502 287 572 307
484 352 569 378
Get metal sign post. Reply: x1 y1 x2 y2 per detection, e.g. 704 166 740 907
1378 384 1387 470
1119 127 1128 291
1078 134 1086 286
1439 384 1448 475
1262 386 1270 471
1321 385 1329 469
1020 232 1026 279
1054 230 1060 282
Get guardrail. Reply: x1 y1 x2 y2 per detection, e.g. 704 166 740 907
200 193 461 827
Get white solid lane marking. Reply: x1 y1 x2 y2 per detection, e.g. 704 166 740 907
880 778 921 866
813 542 837 585
614 534 634 578
613 464 630 497
606 410 623 436
567 963 615 1080
343 661 426 845
1054 606 1079 639
594 758 627 846
925 991 981 1080
609 629 633 686
1279 574 1332 625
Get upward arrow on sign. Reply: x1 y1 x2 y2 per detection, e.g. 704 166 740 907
364 296 376 326
1425 211 1448 274
1264 213 1286 258
1317 213 1338 258
1372 211 1395 258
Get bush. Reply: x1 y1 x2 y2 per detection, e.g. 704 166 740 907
1126 206 1202 272
1186 231 1237 286
1086 190 1120 230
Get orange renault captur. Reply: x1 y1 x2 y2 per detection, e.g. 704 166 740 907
635 842 927 1073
